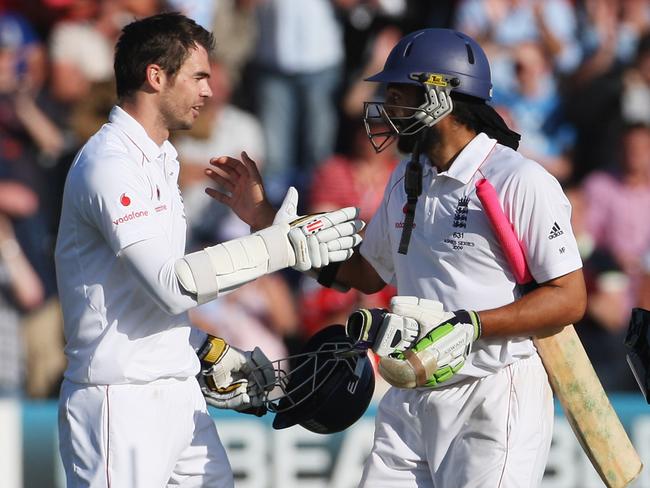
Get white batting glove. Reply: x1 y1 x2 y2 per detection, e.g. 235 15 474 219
198 336 275 416
378 297 481 389
288 209 364 271
272 186 299 225
390 296 454 340
271 186 364 272
345 308 420 357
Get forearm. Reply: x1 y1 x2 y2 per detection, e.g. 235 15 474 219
15 96 64 157
329 251 386 295
0 238 44 310
478 269 587 338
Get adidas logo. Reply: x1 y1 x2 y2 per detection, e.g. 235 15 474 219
548 222 564 240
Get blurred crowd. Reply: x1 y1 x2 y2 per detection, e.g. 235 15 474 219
1 0 649 399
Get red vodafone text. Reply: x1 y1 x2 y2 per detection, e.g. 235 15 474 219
113 210 149 226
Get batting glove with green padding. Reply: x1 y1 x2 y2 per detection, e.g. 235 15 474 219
379 306 481 388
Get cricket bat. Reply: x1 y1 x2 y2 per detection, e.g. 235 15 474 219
476 178 642 488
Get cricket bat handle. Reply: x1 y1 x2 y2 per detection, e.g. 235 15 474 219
476 178 642 488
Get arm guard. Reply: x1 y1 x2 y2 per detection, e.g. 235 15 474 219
174 223 294 303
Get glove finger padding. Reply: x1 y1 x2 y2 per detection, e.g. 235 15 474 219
378 309 481 389
308 235 324 269
327 235 362 251
200 337 274 414
390 296 453 338
202 377 251 410
243 347 276 404
345 308 420 357
315 220 365 242
288 208 364 271
291 207 360 232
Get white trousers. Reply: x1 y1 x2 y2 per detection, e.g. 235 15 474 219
359 354 553 488
58 376 232 488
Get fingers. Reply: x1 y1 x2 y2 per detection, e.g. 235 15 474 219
205 187 231 204
205 168 236 194
203 380 252 410
307 235 323 268
327 249 354 263
208 156 249 180
207 152 262 188
325 235 362 251
318 207 360 228
240 151 263 179
314 220 365 242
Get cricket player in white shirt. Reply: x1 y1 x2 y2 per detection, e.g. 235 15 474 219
54 13 363 488
214 29 587 487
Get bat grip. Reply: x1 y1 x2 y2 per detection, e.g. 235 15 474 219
475 178 533 285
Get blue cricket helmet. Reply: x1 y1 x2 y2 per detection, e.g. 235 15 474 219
362 29 494 152
366 28 492 101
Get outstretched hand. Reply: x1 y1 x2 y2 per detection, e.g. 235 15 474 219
204 151 276 231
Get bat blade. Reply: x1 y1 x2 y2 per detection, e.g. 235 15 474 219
535 327 642 487
476 178 643 487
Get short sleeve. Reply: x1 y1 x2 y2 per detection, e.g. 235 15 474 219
75 156 163 254
503 164 582 283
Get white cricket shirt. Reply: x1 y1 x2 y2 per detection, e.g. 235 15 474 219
361 132 583 381
55 106 199 384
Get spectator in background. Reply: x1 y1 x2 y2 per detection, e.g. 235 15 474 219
582 123 650 280
48 0 165 143
621 30 650 127
579 123 650 376
492 41 576 183
0 184 45 396
571 0 650 86
166 0 217 29
567 29 650 181
575 249 638 391
173 57 265 249
0 14 64 296
251 0 354 204
453 0 582 86
0 10 47 92
210 0 259 91
341 25 402 122
639 249 650 309
48 0 117 106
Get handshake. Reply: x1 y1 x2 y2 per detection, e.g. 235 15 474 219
346 297 481 388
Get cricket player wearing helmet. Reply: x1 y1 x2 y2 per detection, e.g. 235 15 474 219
54 13 363 488
214 29 586 487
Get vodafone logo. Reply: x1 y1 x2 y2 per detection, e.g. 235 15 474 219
113 210 149 226
120 193 131 206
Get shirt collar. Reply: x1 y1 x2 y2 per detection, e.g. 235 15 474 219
436 132 497 184
109 106 176 162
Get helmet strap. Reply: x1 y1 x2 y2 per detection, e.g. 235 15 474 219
398 135 424 255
